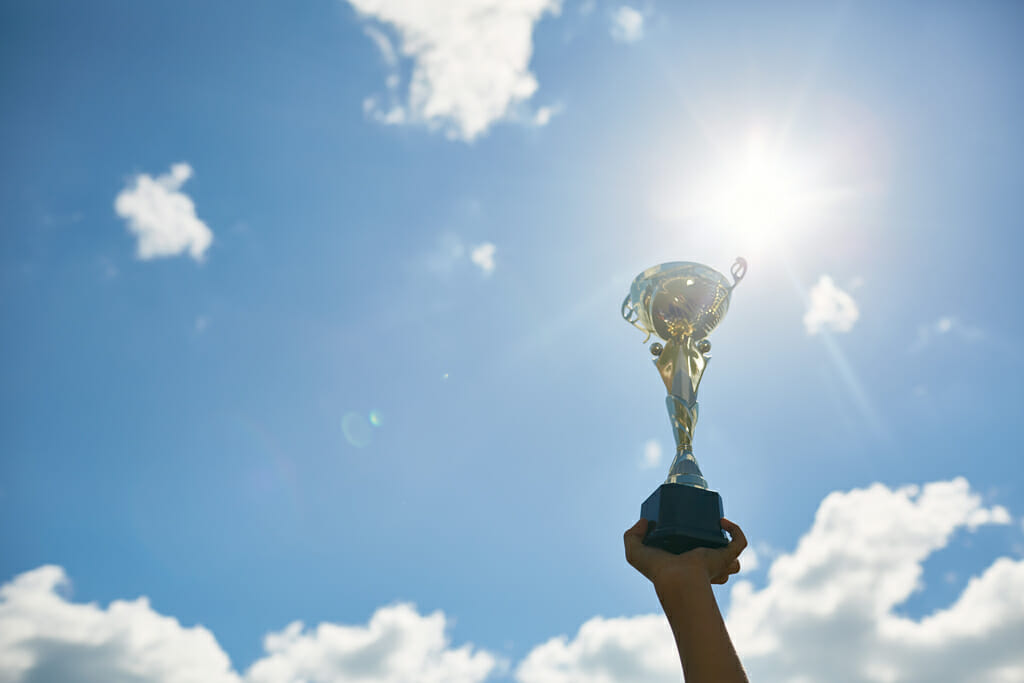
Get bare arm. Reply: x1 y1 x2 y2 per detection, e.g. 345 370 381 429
624 518 749 683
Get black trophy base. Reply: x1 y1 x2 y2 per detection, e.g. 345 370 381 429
641 483 728 554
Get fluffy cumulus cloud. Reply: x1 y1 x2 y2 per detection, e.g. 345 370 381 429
5 480 1021 683
803 274 859 335
517 614 678 683
515 478 1024 683
469 242 496 275
0 571 497 683
246 605 499 683
349 0 560 141
609 6 644 43
0 565 239 683
730 478 1022 682
114 163 213 262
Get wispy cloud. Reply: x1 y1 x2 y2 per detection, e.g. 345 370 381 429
363 25 397 67
350 0 560 141
424 233 497 277
803 275 859 335
532 104 561 127
609 6 644 43
910 315 985 352
114 163 213 262
424 232 467 276
640 439 662 469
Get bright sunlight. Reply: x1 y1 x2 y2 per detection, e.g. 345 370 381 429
652 126 859 261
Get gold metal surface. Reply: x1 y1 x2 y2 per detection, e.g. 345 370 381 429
622 262 740 342
664 394 706 488
655 336 709 406
622 258 746 489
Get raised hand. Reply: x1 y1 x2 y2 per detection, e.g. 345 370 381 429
624 518 747 590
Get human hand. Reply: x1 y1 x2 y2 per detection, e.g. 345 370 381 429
624 518 747 591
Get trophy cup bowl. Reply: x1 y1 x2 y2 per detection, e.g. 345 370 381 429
622 258 746 554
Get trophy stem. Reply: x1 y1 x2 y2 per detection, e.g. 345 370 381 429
663 394 708 488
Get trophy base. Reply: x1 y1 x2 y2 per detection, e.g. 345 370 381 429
641 484 728 554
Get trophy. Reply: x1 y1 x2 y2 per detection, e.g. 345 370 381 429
621 258 747 554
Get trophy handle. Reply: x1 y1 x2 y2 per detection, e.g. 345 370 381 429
728 257 748 290
621 294 651 342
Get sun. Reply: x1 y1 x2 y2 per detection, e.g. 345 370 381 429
700 132 820 251
715 139 808 225
654 127 832 259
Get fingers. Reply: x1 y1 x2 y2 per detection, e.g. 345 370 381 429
710 518 747 585
711 559 741 584
720 517 747 559
623 519 649 566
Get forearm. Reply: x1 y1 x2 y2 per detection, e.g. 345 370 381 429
655 574 748 683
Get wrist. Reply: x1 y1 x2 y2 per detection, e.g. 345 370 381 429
651 561 710 599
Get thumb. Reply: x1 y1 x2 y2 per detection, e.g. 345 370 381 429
623 519 649 562
624 518 648 540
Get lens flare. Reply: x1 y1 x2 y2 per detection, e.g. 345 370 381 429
342 412 372 448
369 410 383 427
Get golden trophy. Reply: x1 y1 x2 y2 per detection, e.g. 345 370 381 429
621 258 747 553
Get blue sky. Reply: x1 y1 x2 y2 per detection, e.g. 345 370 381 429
2 1 1023 681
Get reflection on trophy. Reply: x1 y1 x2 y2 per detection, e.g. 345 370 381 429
621 258 747 554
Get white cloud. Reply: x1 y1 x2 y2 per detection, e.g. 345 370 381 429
609 6 644 43
515 478 1024 683
424 232 467 276
803 275 859 335
0 565 240 683
470 242 496 275
741 546 760 572
533 104 559 126
911 315 986 352
424 234 497 277
516 614 679 683
729 478 1021 683
246 606 500 683
114 163 213 262
7 480 1020 683
640 439 662 469
0 569 499 683
349 0 560 141
363 25 398 67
